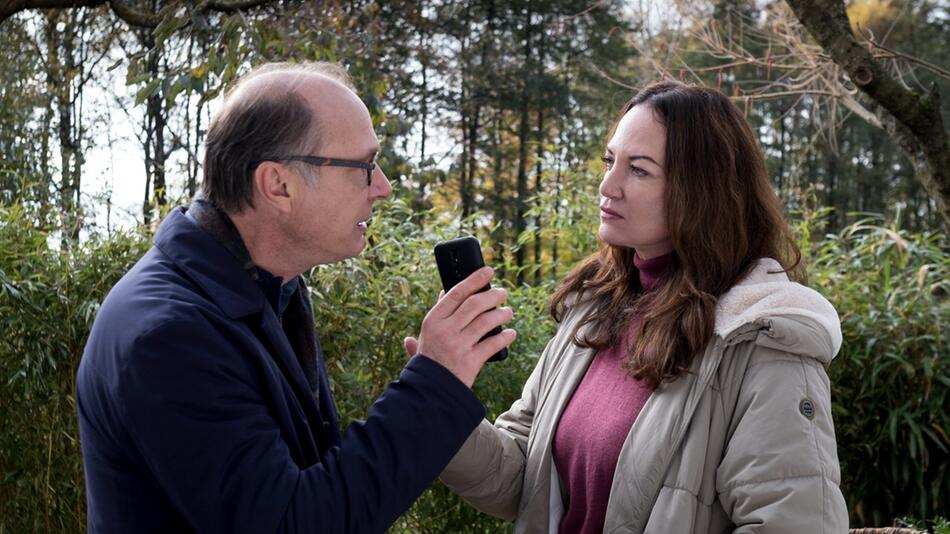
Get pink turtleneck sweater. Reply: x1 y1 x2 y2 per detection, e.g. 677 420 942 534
551 252 672 534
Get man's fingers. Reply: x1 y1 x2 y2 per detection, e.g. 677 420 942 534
453 287 508 328
461 307 514 341
403 336 418 358
432 266 494 318
473 328 517 363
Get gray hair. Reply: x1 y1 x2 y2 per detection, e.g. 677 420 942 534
201 61 355 213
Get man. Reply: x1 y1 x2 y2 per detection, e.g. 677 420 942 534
76 62 516 533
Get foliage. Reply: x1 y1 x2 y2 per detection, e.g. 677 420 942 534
310 192 559 532
2 191 947 532
1 0 948 531
801 210 950 526
897 516 950 534
0 203 149 532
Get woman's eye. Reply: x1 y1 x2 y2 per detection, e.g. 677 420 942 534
631 166 648 177
601 156 614 169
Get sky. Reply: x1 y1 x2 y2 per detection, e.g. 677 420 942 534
81 68 212 232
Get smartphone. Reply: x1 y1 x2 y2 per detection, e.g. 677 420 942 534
433 236 509 362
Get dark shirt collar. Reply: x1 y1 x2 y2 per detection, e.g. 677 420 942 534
257 268 300 318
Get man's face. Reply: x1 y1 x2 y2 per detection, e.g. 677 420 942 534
285 82 393 267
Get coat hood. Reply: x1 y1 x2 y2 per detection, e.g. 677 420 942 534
714 258 842 364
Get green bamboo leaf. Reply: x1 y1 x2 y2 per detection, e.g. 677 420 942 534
889 411 900 445
134 79 161 106
922 426 948 453
153 15 179 48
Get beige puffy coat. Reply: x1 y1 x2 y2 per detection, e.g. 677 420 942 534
441 258 849 533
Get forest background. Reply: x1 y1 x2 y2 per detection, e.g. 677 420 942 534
1 0 948 532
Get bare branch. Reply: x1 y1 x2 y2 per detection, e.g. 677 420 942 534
786 0 950 227
622 0 950 226
107 0 160 27
206 0 276 12
588 63 641 91
0 0 103 23
866 38 950 80
1 0 275 28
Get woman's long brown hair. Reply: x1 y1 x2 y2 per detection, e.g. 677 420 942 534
550 81 804 387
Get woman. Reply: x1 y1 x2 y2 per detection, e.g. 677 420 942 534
439 81 849 533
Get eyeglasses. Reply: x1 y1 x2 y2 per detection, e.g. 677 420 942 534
250 155 376 186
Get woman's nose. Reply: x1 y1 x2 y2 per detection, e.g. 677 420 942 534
599 167 622 199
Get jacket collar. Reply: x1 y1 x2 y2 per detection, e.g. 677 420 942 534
153 206 265 319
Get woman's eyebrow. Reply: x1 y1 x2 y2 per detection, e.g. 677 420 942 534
629 155 660 166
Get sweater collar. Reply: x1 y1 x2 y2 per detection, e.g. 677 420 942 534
633 252 672 291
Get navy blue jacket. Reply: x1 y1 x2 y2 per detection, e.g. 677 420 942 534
77 207 485 533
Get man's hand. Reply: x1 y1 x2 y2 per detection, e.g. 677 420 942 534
405 267 516 388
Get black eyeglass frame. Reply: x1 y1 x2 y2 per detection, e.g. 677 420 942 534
250 155 376 186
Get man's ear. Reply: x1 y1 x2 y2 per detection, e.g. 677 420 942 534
253 161 293 213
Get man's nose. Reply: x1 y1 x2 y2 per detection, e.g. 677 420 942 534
371 166 393 200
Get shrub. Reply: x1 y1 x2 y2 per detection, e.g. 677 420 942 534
310 197 557 532
0 203 149 532
805 214 950 526
1 198 947 532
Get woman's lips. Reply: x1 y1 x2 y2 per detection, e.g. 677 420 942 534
600 207 622 220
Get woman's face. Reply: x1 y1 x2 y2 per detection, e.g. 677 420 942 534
598 104 672 260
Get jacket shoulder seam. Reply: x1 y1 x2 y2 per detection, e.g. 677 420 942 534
744 352 822 371
719 471 829 491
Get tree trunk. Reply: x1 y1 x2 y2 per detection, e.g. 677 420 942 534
824 148 838 235
185 32 200 199
532 22 547 285
139 22 167 224
465 103 481 220
514 6 532 286
420 48 428 169
458 14 473 220
46 10 83 245
551 143 562 282
459 99 470 220
777 106 786 198
492 108 506 279
533 107 543 285
514 98 530 285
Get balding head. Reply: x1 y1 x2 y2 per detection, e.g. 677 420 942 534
201 62 359 213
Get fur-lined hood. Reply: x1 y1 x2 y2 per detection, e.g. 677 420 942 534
715 257 842 364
